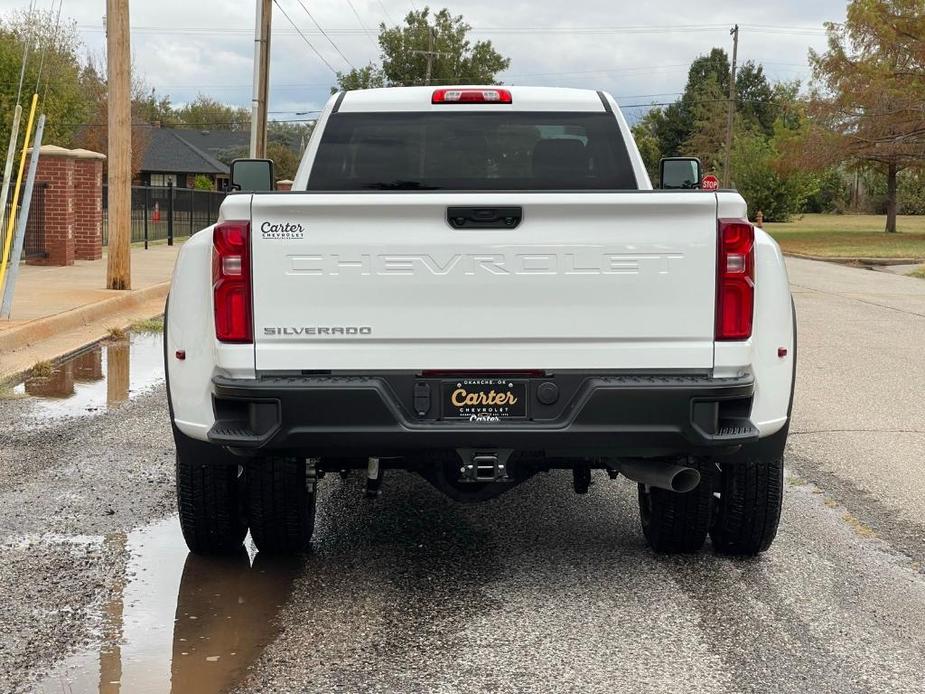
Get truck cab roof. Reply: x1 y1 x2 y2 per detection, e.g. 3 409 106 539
336 85 613 113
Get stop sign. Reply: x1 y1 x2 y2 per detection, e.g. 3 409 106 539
701 174 719 191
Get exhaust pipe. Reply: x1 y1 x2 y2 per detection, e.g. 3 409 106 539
616 459 701 493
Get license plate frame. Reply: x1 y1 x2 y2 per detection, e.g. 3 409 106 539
442 378 528 421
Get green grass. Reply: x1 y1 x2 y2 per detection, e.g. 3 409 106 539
0 383 26 400
106 326 128 341
908 265 925 279
765 214 925 260
130 316 164 334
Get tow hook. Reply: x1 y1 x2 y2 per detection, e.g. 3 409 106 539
457 449 512 483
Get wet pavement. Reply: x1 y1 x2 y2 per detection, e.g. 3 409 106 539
31 519 299 694
7 468 925 694
8 333 165 423
1 260 925 692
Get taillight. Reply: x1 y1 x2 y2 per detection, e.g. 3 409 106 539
716 219 755 341
432 88 512 104
213 221 252 343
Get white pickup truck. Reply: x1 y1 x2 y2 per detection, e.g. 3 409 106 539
165 86 796 557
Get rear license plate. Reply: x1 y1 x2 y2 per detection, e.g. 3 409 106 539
443 378 527 421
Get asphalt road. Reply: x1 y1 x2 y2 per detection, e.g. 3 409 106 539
0 259 923 693
785 258 925 564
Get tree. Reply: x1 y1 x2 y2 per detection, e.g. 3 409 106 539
681 74 728 174
635 49 782 171
672 48 731 158
268 120 315 156
0 9 99 148
631 110 663 181
802 0 925 232
334 7 510 91
175 95 250 131
736 62 777 136
73 57 158 174
266 142 300 180
333 63 386 93
732 127 817 222
134 88 180 128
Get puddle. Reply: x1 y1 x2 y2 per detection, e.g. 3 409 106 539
11 333 165 419
31 518 301 694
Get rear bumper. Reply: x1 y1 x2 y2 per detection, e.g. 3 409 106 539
207 373 759 458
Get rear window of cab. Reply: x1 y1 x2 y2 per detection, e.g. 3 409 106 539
307 111 638 191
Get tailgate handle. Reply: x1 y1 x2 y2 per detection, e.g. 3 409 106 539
447 206 522 230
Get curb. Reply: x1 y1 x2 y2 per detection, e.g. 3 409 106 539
0 337 114 387
784 253 924 266
0 281 169 354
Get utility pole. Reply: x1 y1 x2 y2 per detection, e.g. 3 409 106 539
413 26 449 86
250 0 272 158
106 0 131 290
722 24 739 189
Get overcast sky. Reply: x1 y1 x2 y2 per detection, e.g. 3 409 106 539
1 0 847 123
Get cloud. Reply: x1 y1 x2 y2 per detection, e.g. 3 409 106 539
0 0 847 122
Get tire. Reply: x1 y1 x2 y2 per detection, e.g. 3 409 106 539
637 457 714 553
710 442 785 556
175 430 248 555
246 457 317 554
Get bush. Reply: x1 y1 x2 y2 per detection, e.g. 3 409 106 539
804 168 852 213
898 171 925 215
192 174 214 191
731 130 816 222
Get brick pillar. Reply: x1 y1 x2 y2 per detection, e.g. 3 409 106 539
276 179 293 191
71 149 106 261
26 145 76 266
72 345 104 382
25 362 75 398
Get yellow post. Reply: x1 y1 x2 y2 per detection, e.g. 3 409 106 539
0 93 39 298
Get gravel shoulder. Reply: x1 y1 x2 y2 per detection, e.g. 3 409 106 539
0 385 175 689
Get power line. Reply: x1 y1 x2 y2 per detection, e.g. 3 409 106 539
66 114 323 128
344 0 378 49
132 57 811 92
619 96 785 109
292 0 355 70
75 22 828 37
40 0 64 105
377 0 395 25
271 0 339 75
14 0 35 106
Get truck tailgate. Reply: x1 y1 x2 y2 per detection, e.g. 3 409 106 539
249 192 718 371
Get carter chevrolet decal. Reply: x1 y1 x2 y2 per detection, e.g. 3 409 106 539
261 221 305 240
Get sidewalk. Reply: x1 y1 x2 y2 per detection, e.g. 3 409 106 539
0 244 179 380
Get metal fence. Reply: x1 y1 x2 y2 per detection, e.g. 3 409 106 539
102 184 226 248
0 182 48 260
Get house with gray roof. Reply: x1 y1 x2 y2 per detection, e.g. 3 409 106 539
137 126 249 190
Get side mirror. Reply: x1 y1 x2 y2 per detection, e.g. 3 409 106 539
230 159 275 192
659 157 702 190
